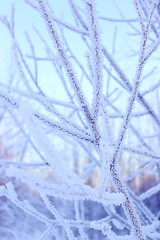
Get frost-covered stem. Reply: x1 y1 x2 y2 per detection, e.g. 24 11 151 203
0 90 18 108
126 160 159 183
0 81 78 110
140 182 160 201
111 0 158 168
108 2 158 239
112 143 160 161
111 82 143 168
38 0 102 145
34 112 94 144
52 15 88 35
129 189 156 224
13 39 93 143
15 42 39 90
68 0 88 30
143 37 160 63
59 26 90 85
104 97 152 151
13 37 44 95
0 89 94 144
38 0 92 123
0 159 46 167
110 166 145 239
25 32 38 84
3 183 50 224
59 0 160 130
139 0 159 38
86 0 103 123
113 0 140 34
41 194 76 240
99 16 138 22
38 223 58 240
134 0 146 36
33 26 74 100
46 0 88 35
145 0 158 33
102 47 160 127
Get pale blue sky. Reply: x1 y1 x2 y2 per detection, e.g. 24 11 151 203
0 0 159 153
0 0 147 100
